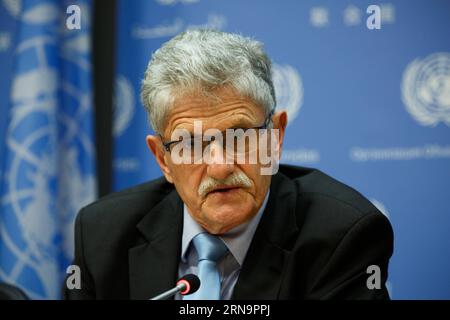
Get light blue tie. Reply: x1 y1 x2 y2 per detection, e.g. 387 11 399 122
185 232 228 300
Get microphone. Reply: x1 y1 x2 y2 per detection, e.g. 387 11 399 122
150 274 200 300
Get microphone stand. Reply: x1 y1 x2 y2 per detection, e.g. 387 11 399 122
150 282 186 300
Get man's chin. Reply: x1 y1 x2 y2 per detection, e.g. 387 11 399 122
200 202 254 234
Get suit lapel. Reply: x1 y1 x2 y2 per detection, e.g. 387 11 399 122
129 190 183 300
128 170 301 300
232 172 300 299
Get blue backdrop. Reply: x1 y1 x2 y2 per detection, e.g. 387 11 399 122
113 0 450 299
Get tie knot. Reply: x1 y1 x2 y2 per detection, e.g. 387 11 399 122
192 232 228 262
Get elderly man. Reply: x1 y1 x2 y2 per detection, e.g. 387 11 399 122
65 30 393 300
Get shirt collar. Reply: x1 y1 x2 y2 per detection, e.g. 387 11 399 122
181 190 270 266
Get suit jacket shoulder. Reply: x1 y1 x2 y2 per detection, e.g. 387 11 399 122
266 165 394 299
65 177 179 299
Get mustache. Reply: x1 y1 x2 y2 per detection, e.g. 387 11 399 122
198 172 253 198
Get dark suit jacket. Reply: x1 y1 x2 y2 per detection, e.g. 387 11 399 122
64 164 393 300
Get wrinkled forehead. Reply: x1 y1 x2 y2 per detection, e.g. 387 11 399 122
163 88 265 137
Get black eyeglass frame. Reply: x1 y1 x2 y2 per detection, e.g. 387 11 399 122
160 110 275 152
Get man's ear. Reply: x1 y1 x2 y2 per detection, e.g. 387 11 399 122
146 135 174 183
271 111 288 159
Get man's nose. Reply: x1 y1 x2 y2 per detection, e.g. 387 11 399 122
206 141 235 180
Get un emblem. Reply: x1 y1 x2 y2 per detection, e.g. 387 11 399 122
0 1 95 299
401 52 450 127
272 64 304 125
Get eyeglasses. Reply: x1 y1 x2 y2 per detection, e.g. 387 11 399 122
160 111 274 162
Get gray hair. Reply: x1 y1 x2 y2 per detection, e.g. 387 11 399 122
140 29 276 134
